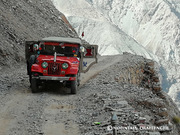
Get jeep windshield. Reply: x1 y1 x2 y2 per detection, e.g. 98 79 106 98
39 42 79 57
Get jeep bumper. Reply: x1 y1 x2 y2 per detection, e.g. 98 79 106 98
32 76 76 81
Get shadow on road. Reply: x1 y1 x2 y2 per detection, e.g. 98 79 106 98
36 82 71 95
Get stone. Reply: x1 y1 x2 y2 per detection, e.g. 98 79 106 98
168 121 173 130
7 85 12 88
117 101 128 108
153 86 161 92
133 117 146 124
161 108 167 111
146 62 154 66
155 119 169 126
157 111 168 117
148 132 161 135
104 106 114 111
139 117 146 124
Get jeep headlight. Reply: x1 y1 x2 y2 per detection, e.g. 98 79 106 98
42 62 48 68
62 63 68 69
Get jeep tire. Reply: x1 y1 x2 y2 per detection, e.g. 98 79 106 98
71 74 78 94
31 78 39 93
29 55 36 84
77 72 80 86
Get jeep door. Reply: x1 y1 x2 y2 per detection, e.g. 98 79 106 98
79 45 98 73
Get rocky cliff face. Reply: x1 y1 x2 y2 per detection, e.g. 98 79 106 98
76 53 180 135
0 0 77 68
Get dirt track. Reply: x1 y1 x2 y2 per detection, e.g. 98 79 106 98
1 54 180 135
0 55 123 135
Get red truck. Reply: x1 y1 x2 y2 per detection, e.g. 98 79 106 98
25 37 98 94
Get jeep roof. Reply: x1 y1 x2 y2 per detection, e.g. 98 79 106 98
40 37 82 45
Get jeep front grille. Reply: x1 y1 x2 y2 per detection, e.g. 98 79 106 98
48 62 61 75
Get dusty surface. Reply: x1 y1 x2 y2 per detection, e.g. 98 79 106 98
0 54 180 135
0 55 122 135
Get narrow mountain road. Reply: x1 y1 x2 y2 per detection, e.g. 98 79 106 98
80 55 123 86
0 55 123 135
1 54 179 135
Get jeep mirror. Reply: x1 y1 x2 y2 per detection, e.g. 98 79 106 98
33 44 39 51
79 45 98 73
80 46 85 53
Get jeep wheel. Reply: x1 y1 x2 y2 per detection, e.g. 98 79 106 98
71 75 78 94
29 55 36 84
31 78 39 93
77 72 80 86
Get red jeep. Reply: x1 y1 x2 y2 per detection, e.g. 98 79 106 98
25 37 98 94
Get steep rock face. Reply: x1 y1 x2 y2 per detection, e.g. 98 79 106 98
0 0 77 68
76 53 180 134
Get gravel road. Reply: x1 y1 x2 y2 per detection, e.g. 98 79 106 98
0 54 179 135
0 55 123 135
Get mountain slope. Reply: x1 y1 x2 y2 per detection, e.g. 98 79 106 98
68 16 158 60
0 0 77 68
52 0 158 60
88 0 180 63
